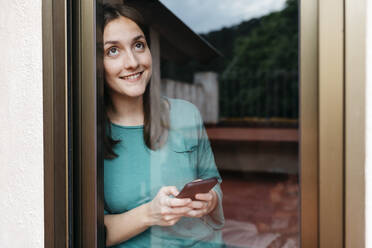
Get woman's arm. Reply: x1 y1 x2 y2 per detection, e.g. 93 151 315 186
104 203 150 247
104 186 192 247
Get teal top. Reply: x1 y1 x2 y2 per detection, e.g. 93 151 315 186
104 98 225 248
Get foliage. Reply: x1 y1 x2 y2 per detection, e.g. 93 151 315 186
161 0 299 119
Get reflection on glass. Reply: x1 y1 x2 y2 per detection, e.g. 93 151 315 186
103 0 299 247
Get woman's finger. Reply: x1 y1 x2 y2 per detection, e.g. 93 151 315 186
160 206 173 215
186 209 207 218
160 186 180 197
195 193 213 201
168 197 191 207
168 206 192 215
164 216 181 226
187 200 207 209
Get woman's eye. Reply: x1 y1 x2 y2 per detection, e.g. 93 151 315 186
107 47 119 56
134 42 145 50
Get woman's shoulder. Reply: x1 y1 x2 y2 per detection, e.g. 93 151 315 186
166 97 200 116
164 97 202 129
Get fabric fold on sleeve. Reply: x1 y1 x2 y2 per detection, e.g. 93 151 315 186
192 104 225 230
203 184 225 230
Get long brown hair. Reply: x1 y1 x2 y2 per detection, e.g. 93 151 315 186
103 4 170 159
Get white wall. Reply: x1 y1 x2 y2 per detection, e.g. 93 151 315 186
367 0 372 246
0 0 44 247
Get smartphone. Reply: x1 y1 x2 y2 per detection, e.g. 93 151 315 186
176 177 219 200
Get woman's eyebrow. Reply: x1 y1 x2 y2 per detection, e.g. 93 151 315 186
104 40 119 46
132 35 145 42
104 35 145 46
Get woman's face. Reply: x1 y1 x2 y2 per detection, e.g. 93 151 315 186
103 16 152 99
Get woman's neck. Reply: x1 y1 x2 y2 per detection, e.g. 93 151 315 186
107 92 144 126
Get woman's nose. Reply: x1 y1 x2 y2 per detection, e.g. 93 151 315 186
123 51 139 70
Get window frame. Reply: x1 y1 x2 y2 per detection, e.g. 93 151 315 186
42 0 105 247
318 0 345 246
344 0 366 247
43 0 367 247
42 0 69 246
300 0 319 246
71 0 105 246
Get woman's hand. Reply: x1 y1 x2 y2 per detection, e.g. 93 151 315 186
145 186 192 227
185 189 218 218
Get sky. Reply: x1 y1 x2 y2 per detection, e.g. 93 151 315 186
159 0 287 34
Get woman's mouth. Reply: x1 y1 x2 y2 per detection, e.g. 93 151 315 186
120 71 143 81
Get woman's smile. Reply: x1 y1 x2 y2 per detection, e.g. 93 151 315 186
104 16 152 98
120 71 144 82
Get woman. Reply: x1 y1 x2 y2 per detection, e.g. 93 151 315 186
103 4 225 247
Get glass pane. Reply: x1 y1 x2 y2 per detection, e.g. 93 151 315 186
102 0 299 247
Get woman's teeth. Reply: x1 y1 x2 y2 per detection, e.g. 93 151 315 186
122 72 141 80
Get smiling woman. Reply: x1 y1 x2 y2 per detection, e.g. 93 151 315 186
103 17 152 99
102 4 225 247
103 4 169 156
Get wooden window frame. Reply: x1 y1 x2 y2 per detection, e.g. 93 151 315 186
300 0 319 246
71 0 105 247
43 0 367 247
43 0 105 247
42 0 69 246
318 0 344 246
344 0 366 247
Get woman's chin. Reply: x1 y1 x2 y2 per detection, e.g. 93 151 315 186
122 90 146 99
